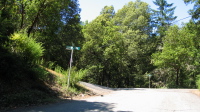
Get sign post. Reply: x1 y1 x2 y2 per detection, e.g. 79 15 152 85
66 44 80 89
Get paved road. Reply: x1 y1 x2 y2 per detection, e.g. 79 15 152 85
9 88 200 112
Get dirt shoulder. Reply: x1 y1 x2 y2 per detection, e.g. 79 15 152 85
191 89 200 97
78 81 114 95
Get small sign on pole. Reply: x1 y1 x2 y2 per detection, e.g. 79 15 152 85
75 47 80 50
66 46 81 50
66 44 80 89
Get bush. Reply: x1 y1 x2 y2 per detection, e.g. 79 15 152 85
10 32 44 65
53 66 87 87
55 66 68 86
70 68 87 87
0 32 46 84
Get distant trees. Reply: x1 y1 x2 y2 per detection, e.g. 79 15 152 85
152 0 177 40
80 0 200 88
183 0 200 87
152 25 198 87
151 0 200 88
1 0 200 89
80 0 156 87
183 0 200 21
113 0 156 87
80 5 119 86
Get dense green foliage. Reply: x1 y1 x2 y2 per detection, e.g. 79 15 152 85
79 0 157 88
1 0 200 101
80 1 156 87
184 0 200 21
10 32 44 65
182 0 200 88
152 0 177 45
0 0 84 109
0 0 83 80
79 0 200 88
152 25 199 87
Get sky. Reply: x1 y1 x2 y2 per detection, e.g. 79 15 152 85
79 0 194 25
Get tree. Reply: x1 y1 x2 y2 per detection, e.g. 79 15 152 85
80 6 120 87
113 0 156 87
0 0 83 76
25 0 83 68
152 25 197 87
0 0 18 45
152 0 177 37
81 0 156 88
183 0 200 88
183 0 200 22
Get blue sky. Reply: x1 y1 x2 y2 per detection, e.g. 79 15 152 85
79 0 194 24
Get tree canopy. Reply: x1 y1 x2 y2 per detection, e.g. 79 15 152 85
152 0 177 38
1 0 200 90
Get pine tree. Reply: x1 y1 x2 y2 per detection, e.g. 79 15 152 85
183 0 200 22
152 0 177 37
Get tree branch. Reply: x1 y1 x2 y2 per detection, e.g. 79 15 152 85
27 0 47 37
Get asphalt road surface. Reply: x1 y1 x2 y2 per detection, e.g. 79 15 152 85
9 88 200 112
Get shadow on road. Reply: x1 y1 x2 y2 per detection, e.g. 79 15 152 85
8 100 115 112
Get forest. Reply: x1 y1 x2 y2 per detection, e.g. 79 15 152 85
79 0 200 88
0 0 200 97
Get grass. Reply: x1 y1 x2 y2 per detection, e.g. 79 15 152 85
0 49 88 111
0 65 88 111
0 41 88 111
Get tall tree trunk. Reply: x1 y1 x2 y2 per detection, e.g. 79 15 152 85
20 4 24 29
101 69 105 86
107 70 110 87
176 68 180 86
98 66 101 85
27 0 47 37
27 9 40 37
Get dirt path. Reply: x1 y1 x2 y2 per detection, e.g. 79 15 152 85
78 81 114 95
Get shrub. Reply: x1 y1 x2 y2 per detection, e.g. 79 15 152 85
54 66 87 87
10 32 44 65
55 66 68 86
70 68 87 87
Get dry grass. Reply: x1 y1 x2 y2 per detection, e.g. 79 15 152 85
40 66 64 77
0 67 91 111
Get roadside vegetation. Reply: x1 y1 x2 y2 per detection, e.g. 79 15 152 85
80 0 200 88
0 0 200 110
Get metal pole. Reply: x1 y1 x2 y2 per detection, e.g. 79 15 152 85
67 48 74 89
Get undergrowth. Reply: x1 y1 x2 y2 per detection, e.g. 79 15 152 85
0 59 87 111
197 75 200 90
0 32 88 111
52 64 87 94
